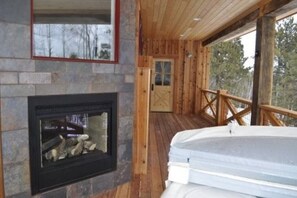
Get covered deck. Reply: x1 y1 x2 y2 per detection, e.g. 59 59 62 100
93 113 213 198
95 94 297 198
128 0 297 197
132 0 297 185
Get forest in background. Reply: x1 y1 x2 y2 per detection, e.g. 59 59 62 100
33 24 113 60
210 16 297 125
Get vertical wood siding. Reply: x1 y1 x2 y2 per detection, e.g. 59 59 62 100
142 39 210 114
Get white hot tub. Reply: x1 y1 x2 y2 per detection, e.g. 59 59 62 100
163 125 297 198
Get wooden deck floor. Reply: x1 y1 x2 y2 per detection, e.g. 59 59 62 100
92 113 213 198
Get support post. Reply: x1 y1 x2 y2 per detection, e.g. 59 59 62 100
134 66 151 174
251 16 276 125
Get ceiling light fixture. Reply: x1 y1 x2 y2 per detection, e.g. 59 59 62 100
193 17 201 21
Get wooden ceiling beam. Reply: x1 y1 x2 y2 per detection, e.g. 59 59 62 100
263 0 295 14
202 9 259 46
202 0 297 46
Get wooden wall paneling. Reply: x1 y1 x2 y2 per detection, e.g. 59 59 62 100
168 40 173 55
142 39 147 55
189 41 198 113
143 39 149 55
160 40 164 56
142 39 146 55
144 39 151 55
181 40 201 115
152 40 157 55
141 39 211 115
143 39 179 57
151 40 155 55
160 40 166 55
168 40 178 56
149 39 153 55
175 40 185 114
187 40 195 114
181 40 187 114
172 57 179 114
174 40 179 55
138 56 153 68
195 41 203 113
134 65 151 174
165 40 170 55
158 40 162 55
182 40 190 114
158 40 163 55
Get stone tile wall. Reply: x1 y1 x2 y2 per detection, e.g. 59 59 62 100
0 0 136 197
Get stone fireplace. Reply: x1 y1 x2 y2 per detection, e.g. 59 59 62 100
28 93 118 195
0 0 136 197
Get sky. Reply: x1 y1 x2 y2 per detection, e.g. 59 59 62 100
240 13 297 68
241 31 256 68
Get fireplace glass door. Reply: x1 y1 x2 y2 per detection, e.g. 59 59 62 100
41 112 109 167
29 93 117 195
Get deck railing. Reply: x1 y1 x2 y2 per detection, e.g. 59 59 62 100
260 105 297 126
200 89 297 126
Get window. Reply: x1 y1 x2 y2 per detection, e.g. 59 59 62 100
32 0 119 63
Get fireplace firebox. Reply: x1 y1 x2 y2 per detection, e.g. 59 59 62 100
28 93 117 195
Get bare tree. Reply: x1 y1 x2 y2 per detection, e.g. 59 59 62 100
46 24 52 57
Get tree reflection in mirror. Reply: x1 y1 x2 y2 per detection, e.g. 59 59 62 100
32 0 117 62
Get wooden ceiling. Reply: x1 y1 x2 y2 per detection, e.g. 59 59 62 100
140 0 271 40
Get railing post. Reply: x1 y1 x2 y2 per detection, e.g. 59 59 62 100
216 90 228 126
259 107 269 125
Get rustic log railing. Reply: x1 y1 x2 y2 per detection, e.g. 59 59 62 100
200 89 297 126
260 105 297 126
200 89 217 121
200 89 252 125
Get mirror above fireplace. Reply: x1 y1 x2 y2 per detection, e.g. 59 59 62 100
31 0 119 63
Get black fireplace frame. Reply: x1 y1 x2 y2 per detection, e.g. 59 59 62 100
28 93 117 195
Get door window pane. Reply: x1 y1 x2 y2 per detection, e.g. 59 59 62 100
155 74 162 85
155 62 162 73
163 74 171 86
164 62 171 73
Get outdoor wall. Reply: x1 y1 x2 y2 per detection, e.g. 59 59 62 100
0 0 136 197
142 39 210 114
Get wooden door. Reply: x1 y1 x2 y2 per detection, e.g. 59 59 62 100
150 59 174 112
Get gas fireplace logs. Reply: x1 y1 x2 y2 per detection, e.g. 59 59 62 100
44 134 97 162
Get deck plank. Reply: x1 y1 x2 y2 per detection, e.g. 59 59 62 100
94 113 213 198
